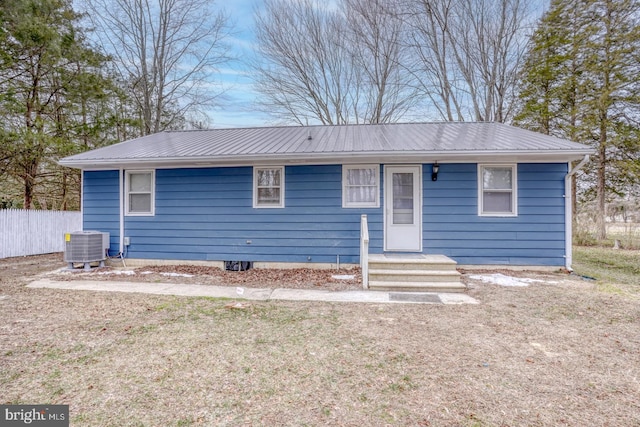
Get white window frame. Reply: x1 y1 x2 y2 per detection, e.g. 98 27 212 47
478 164 517 217
253 166 285 208
342 164 380 208
125 170 155 216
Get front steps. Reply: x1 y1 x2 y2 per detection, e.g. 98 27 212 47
367 254 466 293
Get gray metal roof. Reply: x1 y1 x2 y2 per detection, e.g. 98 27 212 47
59 122 593 169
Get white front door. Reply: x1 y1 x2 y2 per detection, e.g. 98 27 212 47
384 165 422 251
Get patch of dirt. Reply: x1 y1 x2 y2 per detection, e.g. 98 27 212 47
0 252 66 283
1 254 639 426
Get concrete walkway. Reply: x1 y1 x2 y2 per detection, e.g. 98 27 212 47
27 278 478 305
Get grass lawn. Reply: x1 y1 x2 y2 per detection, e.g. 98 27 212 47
572 246 640 293
1 254 639 426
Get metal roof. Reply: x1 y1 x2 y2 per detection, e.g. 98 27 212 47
59 122 593 169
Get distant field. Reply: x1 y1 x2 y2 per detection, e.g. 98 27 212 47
572 245 640 293
574 222 640 249
606 222 640 235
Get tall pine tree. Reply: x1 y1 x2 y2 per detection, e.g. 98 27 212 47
515 0 640 239
0 0 119 209
581 0 640 239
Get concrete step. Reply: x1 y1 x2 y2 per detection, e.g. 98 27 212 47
365 254 465 292
369 269 462 283
368 281 467 293
368 254 458 271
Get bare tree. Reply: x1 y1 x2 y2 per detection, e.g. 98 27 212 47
404 0 464 121
345 0 421 123
406 0 531 122
253 0 418 125
85 0 232 135
254 0 355 125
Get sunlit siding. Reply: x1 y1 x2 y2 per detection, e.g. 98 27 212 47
82 170 120 254
82 163 567 266
124 166 382 264
423 163 567 266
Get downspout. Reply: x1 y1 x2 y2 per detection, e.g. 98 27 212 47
565 155 590 271
119 168 125 255
80 170 84 231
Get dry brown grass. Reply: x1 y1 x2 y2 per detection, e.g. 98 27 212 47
1 254 639 426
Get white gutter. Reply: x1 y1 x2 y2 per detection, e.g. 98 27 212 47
58 149 594 170
564 155 590 270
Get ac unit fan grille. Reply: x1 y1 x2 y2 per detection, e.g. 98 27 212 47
64 232 106 263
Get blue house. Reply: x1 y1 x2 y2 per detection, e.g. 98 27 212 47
59 122 592 290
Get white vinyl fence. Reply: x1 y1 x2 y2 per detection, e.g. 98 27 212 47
0 209 82 259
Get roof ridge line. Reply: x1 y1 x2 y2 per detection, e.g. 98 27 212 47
165 121 499 133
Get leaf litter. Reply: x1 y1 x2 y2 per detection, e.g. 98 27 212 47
53 262 363 291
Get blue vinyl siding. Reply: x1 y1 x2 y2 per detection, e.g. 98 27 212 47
124 166 382 264
81 162 567 266
422 163 567 266
82 170 120 254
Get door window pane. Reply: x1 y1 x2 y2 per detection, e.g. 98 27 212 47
393 173 413 224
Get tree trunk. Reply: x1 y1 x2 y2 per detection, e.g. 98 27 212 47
596 137 607 239
23 164 37 210
61 172 68 211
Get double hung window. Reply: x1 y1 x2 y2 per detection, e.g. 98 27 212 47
126 170 154 216
343 165 379 208
254 167 284 208
479 165 517 216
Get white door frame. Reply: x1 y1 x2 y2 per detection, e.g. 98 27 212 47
384 165 422 252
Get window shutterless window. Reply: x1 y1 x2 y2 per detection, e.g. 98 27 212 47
126 170 155 216
254 166 284 208
478 165 517 216
343 165 380 208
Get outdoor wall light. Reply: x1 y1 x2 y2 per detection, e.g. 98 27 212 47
432 162 440 181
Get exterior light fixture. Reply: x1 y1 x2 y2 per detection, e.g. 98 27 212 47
432 162 440 181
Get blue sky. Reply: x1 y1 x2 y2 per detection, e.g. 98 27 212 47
77 0 548 129
211 0 273 128
210 0 548 129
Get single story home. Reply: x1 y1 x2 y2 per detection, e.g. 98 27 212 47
59 122 592 288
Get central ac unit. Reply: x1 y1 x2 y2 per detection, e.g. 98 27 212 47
64 231 109 269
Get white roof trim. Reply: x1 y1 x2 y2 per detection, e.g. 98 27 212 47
60 149 593 170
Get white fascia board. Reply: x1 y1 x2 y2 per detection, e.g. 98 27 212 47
58 149 595 170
